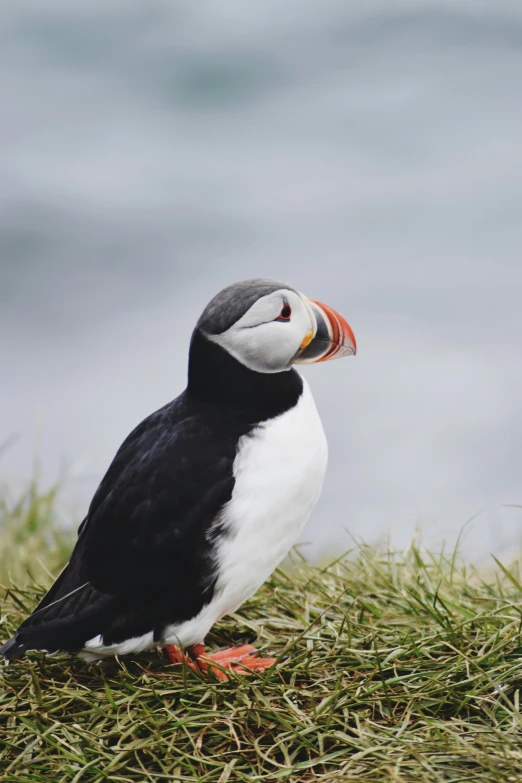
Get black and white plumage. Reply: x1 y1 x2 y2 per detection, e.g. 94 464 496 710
1 279 356 665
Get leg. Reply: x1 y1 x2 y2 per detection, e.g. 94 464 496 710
164 644 199 672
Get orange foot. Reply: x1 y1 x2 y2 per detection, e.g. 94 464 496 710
164 643 276 680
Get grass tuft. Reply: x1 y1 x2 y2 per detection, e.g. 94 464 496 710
2 541 522 781
0 478 73 588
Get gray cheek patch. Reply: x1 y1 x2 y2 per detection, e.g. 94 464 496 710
208 321 295 374
231 294 284 330
197 279 298 335
201 286 313 375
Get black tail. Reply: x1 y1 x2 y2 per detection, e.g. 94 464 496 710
0 636 26 660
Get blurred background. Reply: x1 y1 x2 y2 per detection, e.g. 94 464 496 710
1 0 522 568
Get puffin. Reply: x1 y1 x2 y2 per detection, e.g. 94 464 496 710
1 279 356 677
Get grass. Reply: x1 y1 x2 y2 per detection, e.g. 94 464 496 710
0 477 73 588
2 486 522 781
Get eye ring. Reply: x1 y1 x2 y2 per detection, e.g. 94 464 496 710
275 303 292 322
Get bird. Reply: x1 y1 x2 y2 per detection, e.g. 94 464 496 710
1 278 356 678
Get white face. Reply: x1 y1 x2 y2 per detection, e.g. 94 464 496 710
206 289 315 374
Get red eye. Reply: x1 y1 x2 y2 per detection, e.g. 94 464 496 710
276 303 292 321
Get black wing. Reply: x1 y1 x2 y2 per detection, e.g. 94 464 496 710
2 393 248 657
81 394 241 594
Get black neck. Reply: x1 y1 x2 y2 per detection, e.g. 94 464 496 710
187 329 303 424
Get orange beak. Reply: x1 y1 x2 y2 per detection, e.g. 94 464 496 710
294 297 356 364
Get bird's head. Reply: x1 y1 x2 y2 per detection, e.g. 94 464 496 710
195 278 356 374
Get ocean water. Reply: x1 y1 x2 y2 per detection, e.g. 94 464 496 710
1 0 522 559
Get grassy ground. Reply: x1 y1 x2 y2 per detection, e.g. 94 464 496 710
1 487 522 781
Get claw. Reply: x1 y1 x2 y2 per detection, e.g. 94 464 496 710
235 655 277 672
199 644 257 665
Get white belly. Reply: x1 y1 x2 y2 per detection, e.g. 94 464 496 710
164 376 328 647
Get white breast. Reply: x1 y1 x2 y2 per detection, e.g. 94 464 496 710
163 375 328 648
